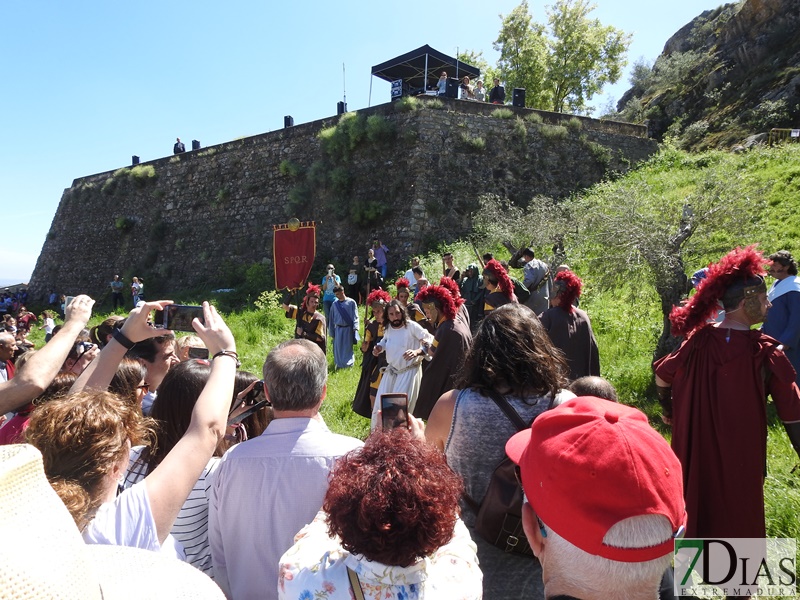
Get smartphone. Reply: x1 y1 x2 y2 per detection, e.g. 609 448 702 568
381 393 409 430
155 305 205 332
187 347 209 360
227 400 269 426
64 296 75 309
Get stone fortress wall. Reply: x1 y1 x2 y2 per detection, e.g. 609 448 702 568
28 98 657 300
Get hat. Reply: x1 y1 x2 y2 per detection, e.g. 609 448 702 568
0 444 224 599
304 283 322 298
416 285 457 321
552 270 582 313
670 246 765 337
505 397 685 563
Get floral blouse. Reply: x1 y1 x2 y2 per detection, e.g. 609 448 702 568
279 511 482 599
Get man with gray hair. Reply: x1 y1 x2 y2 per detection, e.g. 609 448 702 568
506 397 686 599
209 339 362 600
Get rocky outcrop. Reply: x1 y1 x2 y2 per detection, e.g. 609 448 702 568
616 0 800 148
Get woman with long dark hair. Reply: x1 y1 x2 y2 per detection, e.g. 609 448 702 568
425 303 575 599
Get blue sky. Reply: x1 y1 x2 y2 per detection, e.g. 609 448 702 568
1 0 718 285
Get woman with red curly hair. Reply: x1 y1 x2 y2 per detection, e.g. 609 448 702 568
278 430 482 599
539 269 600 381
352 289 391 419
481 259 517 314
281 283 327 355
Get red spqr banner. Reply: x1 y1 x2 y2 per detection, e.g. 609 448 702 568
273 221 316 291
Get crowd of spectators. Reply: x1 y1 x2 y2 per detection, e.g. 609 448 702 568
4 244 800 599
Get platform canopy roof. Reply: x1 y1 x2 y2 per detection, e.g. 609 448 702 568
371 44 480 90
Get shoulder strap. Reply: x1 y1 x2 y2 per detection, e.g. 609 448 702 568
347 567 365 600
483 389 528 431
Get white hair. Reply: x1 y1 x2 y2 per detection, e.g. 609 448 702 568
543 514 673 599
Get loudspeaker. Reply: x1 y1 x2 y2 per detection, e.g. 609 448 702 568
132 156 140 165
284 115 294 128
445 79 459 99
512 88 526 108
191 140 201 151
337 101 346 115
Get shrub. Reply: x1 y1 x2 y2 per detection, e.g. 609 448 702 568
365 115 396 143
101 177 117 195
129 165 156 187
587 141 612 166
329 166 351 195
425 98 444 110
566 117 583 131
115 216 135 232
492 108 514 119
394 96 419 113
540 124 568 140
460 133 485 152
169 156 181 164
525 112 543 124
680 120 710 148
279 159 302 177
747 99 790 130
512 117 527 141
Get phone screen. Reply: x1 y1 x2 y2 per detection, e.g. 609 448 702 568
163 305 205 332
187 347 209 360
381 393 409 430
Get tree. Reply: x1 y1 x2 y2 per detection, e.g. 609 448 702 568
568 151 764 360
456 49 500 91
545 0 631 113
493 1 550 108
492 0 630 113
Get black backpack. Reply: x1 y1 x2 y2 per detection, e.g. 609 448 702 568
463 390 546 557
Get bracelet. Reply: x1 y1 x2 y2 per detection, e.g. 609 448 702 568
112 328 136 350
213 350 241 368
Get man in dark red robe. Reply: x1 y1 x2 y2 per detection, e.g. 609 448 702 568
654 246 800 539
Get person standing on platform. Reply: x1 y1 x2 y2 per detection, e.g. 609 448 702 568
173 137 185 154
655 246 800 540
489 78 505 104
329 286 359 370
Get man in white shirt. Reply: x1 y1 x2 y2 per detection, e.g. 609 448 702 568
208 339 362 600
404 256 420 292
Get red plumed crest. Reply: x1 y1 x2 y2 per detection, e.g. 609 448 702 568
438 276 465 307
395 277 411 291
366 289 391 306
670 245 766 337
553 270 582 313
305 283 322 297
416 285 458 321
483 259 515 300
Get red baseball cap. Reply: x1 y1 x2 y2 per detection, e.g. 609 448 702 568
505 396 686 562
